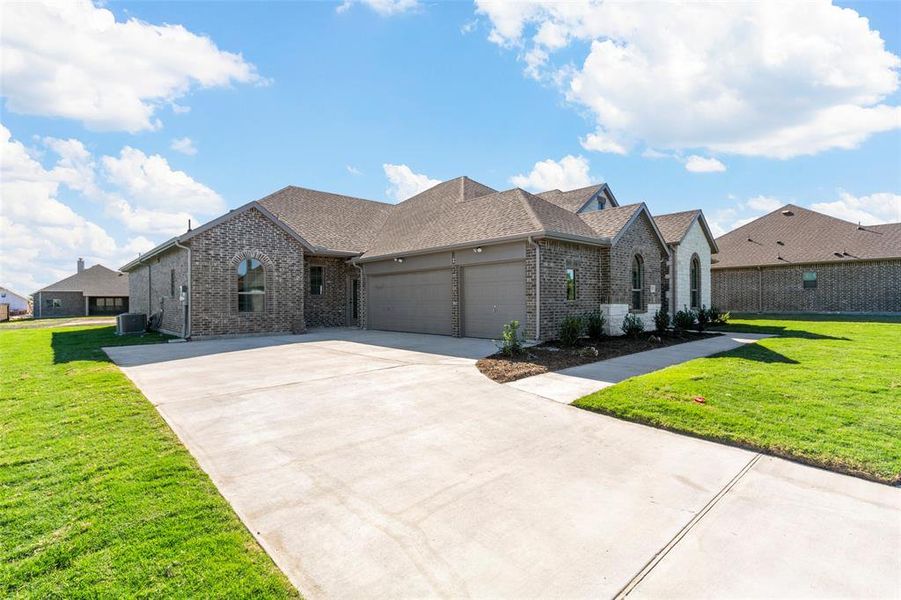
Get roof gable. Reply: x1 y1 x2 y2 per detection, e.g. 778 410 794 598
714 204 901 268
536 183 618 213
654 210 719 253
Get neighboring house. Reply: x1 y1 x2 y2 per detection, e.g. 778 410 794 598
0 286 31 314
712 205 901 313
122 177 703 340
654 210 719 313
34 259 130 318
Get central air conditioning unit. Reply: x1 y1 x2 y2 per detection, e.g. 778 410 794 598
117 312 146 335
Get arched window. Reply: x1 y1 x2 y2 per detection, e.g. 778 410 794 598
237 258 265 312
690 255 701 309
631 254 644 310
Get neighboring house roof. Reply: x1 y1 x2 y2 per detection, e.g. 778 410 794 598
0 287 30 302
258 186 393 253
35 265 128 296
654 210 719 253
536 183 618 213
714 204 901 269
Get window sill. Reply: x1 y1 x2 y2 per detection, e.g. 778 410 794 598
629 309 647 315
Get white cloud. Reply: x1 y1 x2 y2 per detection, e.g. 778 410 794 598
383 163 441 202
0 124 223 292
337 0 419 16
170 137 197 156
1 1 263 132
346 165 362 176
102 147 224 215
708 195 784 236
476 1 901 159
510 155 595 192
811 191 901 225
684 155 726 173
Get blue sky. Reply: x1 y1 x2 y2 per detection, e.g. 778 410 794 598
1 0 900 293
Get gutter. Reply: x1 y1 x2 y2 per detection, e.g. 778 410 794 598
528 236 540 341
356 230 611 264
174 239 191 339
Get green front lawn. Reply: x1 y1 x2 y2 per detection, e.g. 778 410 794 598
0 325 298 597
573 315 901 484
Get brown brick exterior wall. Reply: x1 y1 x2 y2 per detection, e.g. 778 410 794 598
36 291 85 317
712 260 901 313
189 208 306 337
128 246 190 335
538 240 602 340
305 256 358 328
609 211 666 310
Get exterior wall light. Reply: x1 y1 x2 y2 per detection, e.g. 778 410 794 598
394 257 404 263
473 247 483 253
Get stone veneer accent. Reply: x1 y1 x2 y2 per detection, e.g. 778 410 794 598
712 259 901 313
189 208 305 337
670 219 712 313
128 246 190 336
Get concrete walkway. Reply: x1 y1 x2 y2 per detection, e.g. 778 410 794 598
507 332 772 403
105 330 900 599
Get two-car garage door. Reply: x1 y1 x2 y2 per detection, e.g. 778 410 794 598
367 261 526 339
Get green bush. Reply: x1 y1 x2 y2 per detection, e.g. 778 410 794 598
653 308 670 333
559 315 583 347
706 306 730 325
621 313 645 337
585 310 606 340
673 307 695 331
497 320 523 356
695 305 710 332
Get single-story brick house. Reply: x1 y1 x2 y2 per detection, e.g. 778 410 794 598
654 210 719 313
712 205 901 313
34 259 130 318
122 177 711 340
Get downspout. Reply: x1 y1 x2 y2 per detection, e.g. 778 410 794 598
528 236 540 341
348 257 364 329
174 239 191 339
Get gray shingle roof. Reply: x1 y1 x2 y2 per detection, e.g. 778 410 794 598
258 186 393 253
361 179 608 259
654 210 701 244
537 184 607 212
714 204 901 269
579 204 643 238
36 264 128 296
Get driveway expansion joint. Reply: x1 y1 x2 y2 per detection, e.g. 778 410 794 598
615 453 763 598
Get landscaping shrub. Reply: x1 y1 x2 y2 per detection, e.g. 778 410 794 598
559 315 583 347
653 308 670 333
498 320 523 356
621 313 645 337
673 307 695 332
695 305 710 332
585 310 606 340
706 306 730 325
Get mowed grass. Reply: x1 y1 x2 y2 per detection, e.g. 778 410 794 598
573 315 901 484
0 325 298 598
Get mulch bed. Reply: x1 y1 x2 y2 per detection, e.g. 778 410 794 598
477 331 722 383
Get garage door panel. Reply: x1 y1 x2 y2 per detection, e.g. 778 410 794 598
463 262 526 339
368 270 453 335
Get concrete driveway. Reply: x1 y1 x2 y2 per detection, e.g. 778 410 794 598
106 330 900 599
